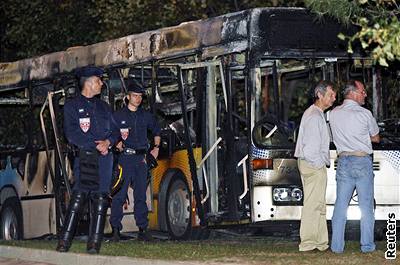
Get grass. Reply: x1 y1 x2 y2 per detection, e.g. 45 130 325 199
0 236 396 265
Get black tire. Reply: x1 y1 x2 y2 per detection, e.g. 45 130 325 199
165 175 191 240
164 174 210 240
0 197 23 240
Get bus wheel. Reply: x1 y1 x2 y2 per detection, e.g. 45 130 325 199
166 176 191 240
0 197 23 240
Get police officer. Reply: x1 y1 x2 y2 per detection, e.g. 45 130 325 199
57 66 118 254
110 79 161 242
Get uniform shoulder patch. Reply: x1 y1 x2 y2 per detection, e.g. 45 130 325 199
79 117 90 133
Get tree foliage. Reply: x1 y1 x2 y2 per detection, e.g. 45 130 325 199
305 0 400 67
0 0 101 61
3 0 399 66
1 0 304 62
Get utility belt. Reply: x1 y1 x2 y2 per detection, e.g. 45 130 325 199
68 144 80 157
80 149 99 156
69 145 101 157
123 147 147 155
338 151 369 157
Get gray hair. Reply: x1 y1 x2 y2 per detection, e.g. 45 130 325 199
314 80 334 100
343 80 360 96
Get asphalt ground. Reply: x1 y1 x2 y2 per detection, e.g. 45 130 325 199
0 257 54 265
0 245 242 265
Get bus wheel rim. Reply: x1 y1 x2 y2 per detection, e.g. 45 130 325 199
167 180 190 237
2 208 18 240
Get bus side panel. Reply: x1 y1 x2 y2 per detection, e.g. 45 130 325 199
253 149 400 223
21 198 55 238
21 151 56 238
326 150 400 220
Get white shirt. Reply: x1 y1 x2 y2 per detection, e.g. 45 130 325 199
330 99 379 154
294 104 330 168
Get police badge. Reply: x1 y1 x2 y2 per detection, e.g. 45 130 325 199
79 117 90 133
120 128 129 140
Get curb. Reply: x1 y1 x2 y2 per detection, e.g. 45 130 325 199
0 245 215 265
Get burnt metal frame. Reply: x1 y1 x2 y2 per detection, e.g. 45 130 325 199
176 65 205 225
0 7 375 230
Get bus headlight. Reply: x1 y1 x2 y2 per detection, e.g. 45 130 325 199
291 188 303 202
273 188 291 201
272 186 303 205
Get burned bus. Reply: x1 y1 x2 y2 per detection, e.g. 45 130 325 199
0 7 399 240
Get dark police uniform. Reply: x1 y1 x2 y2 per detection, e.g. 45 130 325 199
64 94 117 192
110 85 161 236
57 66 118 254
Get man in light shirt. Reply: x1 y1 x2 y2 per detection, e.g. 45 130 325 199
294 80 336 251
330 80 380 253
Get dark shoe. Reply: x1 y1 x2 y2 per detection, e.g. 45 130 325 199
56 240 70 252
86 242 100 254
87 193 109 254
112 227 120 242
138 228 154 241
56 191 87 253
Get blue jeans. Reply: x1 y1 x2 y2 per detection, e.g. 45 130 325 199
331 155 375 253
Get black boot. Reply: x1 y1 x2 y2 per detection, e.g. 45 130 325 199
111 227 120 242
87 193 109 254
138 227 154 242
56 192 87 252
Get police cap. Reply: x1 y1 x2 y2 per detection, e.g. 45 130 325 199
126 79 145 94
75 66 104 78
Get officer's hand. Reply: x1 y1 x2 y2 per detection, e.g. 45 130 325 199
116 141 124 152
101 149 109 155
95 139 110 155
150 147 159 159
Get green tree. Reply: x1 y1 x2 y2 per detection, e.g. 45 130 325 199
88 0 208 40
89 0 304 40
1 0 305 62
0 0 101 61
305 0 400 67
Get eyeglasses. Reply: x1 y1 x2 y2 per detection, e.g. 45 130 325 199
354 89 367 96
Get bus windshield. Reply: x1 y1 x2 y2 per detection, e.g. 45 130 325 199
252 58 400 150
252 59 318 149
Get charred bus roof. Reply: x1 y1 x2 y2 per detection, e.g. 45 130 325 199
0 7 362 88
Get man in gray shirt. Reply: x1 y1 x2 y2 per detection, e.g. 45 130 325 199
330 80 380 253
294 80 336 251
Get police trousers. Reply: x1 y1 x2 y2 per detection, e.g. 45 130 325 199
110 153 148 230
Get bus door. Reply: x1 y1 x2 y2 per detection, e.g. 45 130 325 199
173 59 250 225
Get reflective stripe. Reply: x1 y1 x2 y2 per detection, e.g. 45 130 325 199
112 165 123 190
